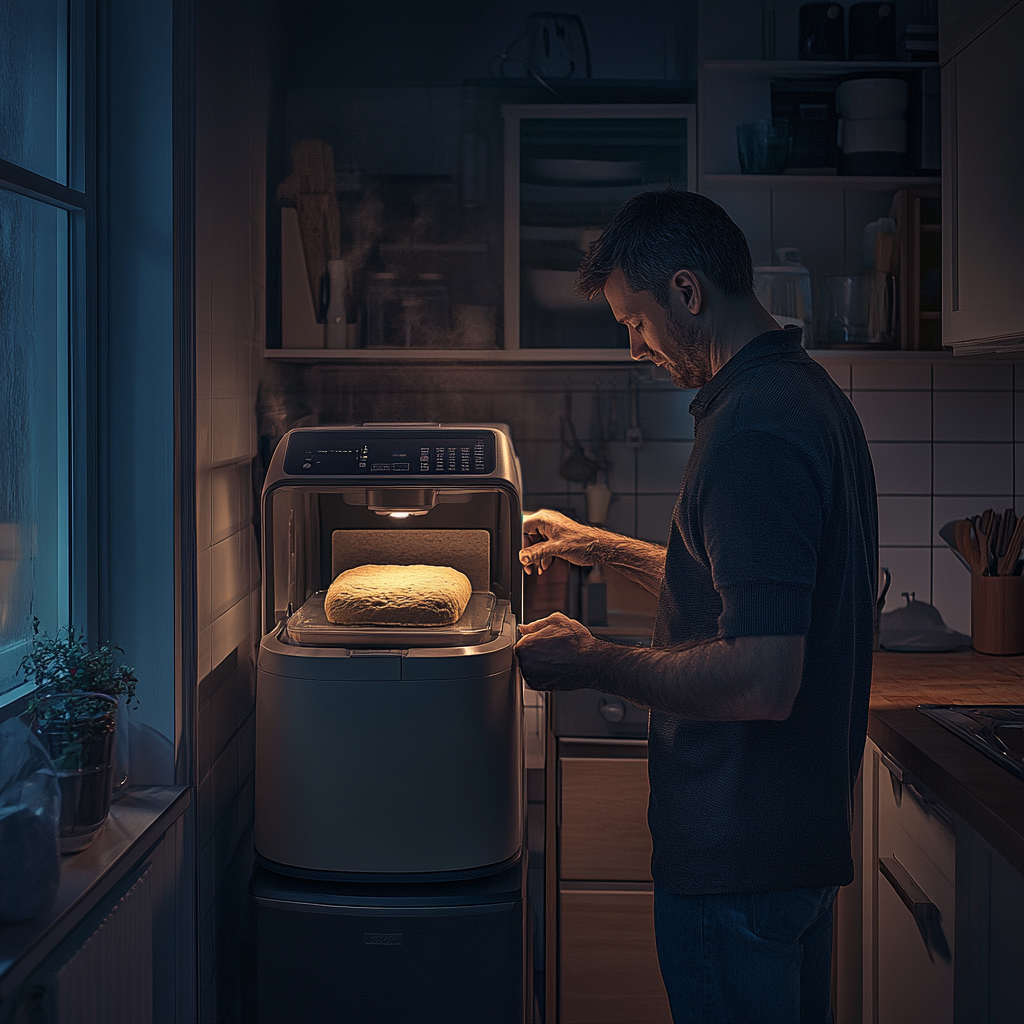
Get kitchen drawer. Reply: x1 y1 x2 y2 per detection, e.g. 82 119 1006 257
559 888 672 1024
876 748 956 895
874 747 956 1024
560 757 652 881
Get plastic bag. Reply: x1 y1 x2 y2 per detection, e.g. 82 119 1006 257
0 717 61 922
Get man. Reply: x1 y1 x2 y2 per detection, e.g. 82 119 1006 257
515 189 877 1024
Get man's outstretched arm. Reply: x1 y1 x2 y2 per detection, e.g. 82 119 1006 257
516 613 804 722
521 508 667 595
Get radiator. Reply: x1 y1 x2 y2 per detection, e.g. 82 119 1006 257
53 866 154 1024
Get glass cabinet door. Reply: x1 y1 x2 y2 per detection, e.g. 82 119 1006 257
503 105 696 354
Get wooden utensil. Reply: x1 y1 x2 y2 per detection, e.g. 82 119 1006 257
955 518 985 575
997 508 1016 559
975 510 997 575
997 515 1024 577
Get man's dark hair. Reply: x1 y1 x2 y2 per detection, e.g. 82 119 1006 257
576 188 754 305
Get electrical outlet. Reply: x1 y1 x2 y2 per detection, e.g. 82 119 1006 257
625 426 643 448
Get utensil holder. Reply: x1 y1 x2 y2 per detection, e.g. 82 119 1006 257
971 575 1024 655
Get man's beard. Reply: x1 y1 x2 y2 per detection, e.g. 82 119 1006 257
663 306 714 389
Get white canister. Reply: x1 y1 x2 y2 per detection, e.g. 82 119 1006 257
837 117 907 154
836 78 907 120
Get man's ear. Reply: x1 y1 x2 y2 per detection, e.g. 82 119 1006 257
670 269 703 315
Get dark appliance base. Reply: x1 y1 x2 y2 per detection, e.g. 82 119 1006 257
253 861 526 1024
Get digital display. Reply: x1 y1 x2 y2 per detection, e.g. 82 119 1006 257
283 431 496 476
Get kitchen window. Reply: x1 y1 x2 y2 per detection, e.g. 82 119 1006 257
0 0 87 702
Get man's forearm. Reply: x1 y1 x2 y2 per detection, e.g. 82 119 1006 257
589 532 666 595
567 635 803 721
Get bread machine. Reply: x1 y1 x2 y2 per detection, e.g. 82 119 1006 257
253 424 528 1024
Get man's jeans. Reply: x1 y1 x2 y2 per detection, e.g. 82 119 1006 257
653 884 839 1024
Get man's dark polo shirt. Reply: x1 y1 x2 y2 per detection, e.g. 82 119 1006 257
649 327 877 894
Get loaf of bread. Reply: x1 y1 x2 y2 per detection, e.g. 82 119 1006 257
324 564 473 627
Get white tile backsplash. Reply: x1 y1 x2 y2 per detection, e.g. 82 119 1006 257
603 492 637 539
849 361 931 390
637 494 680 544
604 443 637 496
933 390 1013 442
639 389 697 439
853 391 931 441
212 331 249 400
877 496 932 546
211 532 247 621
931 547 972 635
821 361 851 391
211 399 253 465
933 443 1014 495
210 464 241 546
932 495 1017 536
517 441 570 493
869 443 931 495
198 547 213 633
932 362 1012 391
637 441 693 493
212 595 250 671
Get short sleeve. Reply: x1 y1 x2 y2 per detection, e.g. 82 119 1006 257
692 430 824 637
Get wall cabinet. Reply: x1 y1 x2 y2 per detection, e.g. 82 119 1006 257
940 0 1024 353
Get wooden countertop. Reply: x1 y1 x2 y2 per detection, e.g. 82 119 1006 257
869 649 1024 708
866 650 1023 875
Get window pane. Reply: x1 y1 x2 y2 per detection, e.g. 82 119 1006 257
0 190 69 695
0 0 68 184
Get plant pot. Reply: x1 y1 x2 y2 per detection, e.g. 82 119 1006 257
32 692 118 853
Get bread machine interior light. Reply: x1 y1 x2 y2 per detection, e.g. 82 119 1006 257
366 487 438 515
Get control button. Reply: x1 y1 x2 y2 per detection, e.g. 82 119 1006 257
392 463 409 472
599 697 627 723
302 462 312 470
370 463 389 472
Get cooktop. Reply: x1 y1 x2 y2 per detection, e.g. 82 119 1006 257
918 705 1024 781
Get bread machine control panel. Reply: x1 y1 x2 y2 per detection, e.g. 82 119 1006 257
283 430 497 477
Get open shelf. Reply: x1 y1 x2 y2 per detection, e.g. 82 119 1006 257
264 348 636 363
703 60 938 76
702 174 941 191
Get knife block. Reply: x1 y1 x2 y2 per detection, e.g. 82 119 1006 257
971 575 1024 655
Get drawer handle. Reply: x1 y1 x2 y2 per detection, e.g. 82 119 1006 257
879 751 904 782
878 857 951 963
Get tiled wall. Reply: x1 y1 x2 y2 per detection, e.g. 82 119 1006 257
823 357 1021 635
261 355 1023 639
195 2 270 1021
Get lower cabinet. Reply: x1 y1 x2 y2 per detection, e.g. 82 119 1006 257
860 738 1024 1024
873 743 956 1024
556 743 672 1024
560 888 672 1024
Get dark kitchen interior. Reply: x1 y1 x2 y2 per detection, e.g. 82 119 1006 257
0 0 1022 1022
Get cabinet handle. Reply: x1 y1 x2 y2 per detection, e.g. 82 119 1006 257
879 751 904 782
878 856 930 915
878 856 952 963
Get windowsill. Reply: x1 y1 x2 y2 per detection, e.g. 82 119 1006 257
0 785 189 1000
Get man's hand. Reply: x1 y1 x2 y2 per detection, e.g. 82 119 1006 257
520 508 668 594
521 509 604 575
516 612 606 691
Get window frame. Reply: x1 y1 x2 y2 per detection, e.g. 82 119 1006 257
0 0 96 711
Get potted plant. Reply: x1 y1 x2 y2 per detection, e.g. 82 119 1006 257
20 619 138 853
